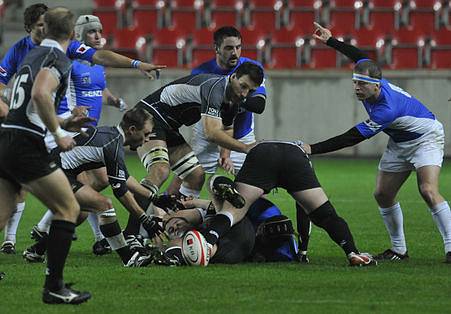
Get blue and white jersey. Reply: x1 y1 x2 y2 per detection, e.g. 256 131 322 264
355 79 437 143
247 198 297 261
192 56 266 139
58 60 106 126
0 36 96 86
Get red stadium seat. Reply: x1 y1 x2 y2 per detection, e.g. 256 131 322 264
190 29 215 67
150 29 189 67
409 11 435 34
132 0 158 6
368 11 396 33
112 28 147 59
432 28 451 45
239 29 268 61
248 9 278 32
390 47 419 68
93 10 120 39
133 9 159 35
370 0 397 8
431 49 451 68
269 29 306 68
210 9 238 29
329 10 357 34
332 0 357 7
289 0 315 7
171 7 199 30
309 47 337 68
213 0 240 6
94 0 120 8
288 10 316 31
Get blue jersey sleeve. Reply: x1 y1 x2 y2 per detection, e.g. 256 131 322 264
67 40 96 63
355 105 396 138
0 45 20 85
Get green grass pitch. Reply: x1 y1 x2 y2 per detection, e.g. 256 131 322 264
1 156 451 313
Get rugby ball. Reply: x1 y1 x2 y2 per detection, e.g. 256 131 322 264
181 230 210 266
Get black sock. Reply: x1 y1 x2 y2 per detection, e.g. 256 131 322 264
44 220 75 291
100 221 133 264
123 214 141 237
309 201 358 256
201 214 232 245
296 202 311 252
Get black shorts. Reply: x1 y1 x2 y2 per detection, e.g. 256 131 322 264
0 129 59 191
235 142 321 194
209 217 255 264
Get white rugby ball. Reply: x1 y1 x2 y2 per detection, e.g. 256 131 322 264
182 230 210 266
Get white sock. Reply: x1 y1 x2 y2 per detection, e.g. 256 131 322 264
88 212 104 242
179 185 200 199
4 202 25 243
37 209 54 233
379 202 407 254
430 201 451 253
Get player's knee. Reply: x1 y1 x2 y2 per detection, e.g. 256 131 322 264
150 163 171 182
418 183 439 204
373 188 393 205
308 201 339 228
184 166 205 190
91 175 109 192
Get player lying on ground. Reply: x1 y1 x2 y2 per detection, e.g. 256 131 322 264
23 108 162 267
198 141 377 266
303 22 451 263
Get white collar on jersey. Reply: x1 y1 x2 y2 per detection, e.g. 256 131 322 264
40 39 65 52
116 125 125 142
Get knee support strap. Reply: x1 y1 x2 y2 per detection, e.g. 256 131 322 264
171 151 201 180
141 146 169 172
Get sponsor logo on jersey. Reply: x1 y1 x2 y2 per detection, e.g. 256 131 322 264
207 107 219 116
0 66 7 77
81 74 91 85
363 119 382 132
76 44 91 54
118 170 125 178
81 90 103 97
112 183 121 189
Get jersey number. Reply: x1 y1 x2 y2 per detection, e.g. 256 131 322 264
10 73 30 109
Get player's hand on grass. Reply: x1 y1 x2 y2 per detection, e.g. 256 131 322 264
137 62 166 80
302 143 312 154
56 136 76 152
218 157 235 175
313 22 332 43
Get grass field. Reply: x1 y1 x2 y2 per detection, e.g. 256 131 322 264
1 156 451 313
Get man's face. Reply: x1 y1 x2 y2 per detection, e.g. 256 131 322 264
352 72 380 101
216 36 242 69
85 28 104 49
225 73 258 105
165 217 191 240
126 119 153 151
30 14 46 44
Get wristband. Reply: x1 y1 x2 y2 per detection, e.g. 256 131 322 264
51 126 66 139
118 98 127 112
131 59 141 68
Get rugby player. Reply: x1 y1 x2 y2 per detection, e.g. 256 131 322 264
31 15 129 257
0 3 163 254
121 62 264 238
24 108 161 267
198 141 377 267
303 23 451 263
0 7 92 304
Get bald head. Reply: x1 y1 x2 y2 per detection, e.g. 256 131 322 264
44 7 75 41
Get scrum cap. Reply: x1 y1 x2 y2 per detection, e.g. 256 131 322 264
74 15 102 42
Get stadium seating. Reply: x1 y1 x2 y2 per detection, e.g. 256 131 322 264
111 27 147 59
90 0 451 69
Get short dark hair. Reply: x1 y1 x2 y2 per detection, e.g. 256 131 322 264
354 60 382 80
23 3 48 33
213 26 241 48
120 107 153 130
44 7 75 41
234 62 264 86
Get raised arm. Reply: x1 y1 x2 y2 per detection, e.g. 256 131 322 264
313 22 368 63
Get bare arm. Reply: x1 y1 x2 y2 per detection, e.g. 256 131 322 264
0 83 10 118
126 176 153 199
202 116 252 153
92 50 166 79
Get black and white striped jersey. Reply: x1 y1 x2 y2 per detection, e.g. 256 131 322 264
137 73 229 129
59 126 130 197
2 39 72 137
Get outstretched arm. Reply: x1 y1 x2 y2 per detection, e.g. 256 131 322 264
313 22 368 63
303 127 366 155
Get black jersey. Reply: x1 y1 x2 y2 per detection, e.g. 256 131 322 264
137 74 231 129
59 126 129 197
2 39 72 137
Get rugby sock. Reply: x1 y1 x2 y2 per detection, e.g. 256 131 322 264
202 212 233 245
296 202 311 252
430 201 451 253
123 214 141 237
4 201 25 243
100 221 133 264
87 212 104 242
309 201 358 255
33 232 49 255
179 185 200 199
379 203 407 254
44 220 75 291
37 209 54 233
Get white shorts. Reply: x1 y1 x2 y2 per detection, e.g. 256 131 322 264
191 121 255 174
378 121 444 172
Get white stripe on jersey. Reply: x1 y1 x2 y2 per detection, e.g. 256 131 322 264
61 146 104 170
160 84 202 107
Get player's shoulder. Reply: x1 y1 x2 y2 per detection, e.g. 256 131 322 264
238 57 265 69
191 58 217 74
